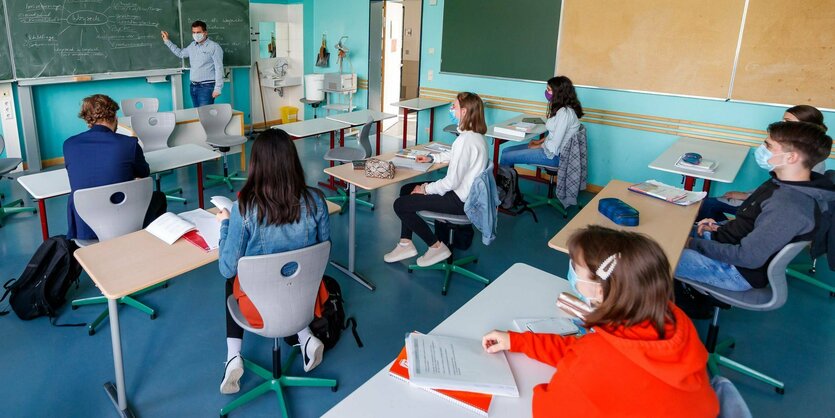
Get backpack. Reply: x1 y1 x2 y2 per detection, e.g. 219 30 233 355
285 275 363 350
496 166 538 221
0 236 83 324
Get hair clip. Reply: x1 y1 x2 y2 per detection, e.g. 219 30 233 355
596 253 620 280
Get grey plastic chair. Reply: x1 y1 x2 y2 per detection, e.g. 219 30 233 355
442 123 460 137
323 119 375 211
197 104 248 192
71 177 167 335
121 98 160 117
786 169 835 297
0 135 36 227
676 240 809 394
526 164 567 218
131 112 186 205
220 241 337 418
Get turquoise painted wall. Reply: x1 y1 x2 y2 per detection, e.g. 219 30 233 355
418 0 834 194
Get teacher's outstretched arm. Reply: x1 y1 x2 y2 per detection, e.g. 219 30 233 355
161 31 189 58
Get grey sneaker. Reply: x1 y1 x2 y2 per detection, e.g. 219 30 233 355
220 355 244 395
416 243 451 267
383 241 418 263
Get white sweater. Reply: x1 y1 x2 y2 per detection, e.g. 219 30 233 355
425 130 489 201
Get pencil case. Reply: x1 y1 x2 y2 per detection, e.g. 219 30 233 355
598 198 639 226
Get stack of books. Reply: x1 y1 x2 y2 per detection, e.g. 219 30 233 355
674 156 717 173
493 121 536 138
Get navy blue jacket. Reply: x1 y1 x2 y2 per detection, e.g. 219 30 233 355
64 124 150 240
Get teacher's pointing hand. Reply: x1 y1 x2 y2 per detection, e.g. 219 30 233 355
160 31 169 42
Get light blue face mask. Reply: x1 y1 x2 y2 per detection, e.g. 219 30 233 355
754 144 788 171
567 261 590 305
449 105 459 126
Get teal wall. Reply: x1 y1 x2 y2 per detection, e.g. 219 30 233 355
418 0 834 194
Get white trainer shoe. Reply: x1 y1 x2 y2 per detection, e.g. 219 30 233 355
416 243 452 267
383 241 418 263
220 355 244 395
302 335 325 372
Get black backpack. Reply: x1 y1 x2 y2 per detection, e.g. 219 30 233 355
496 166 538 221
0 236 83 324
285 275 363 350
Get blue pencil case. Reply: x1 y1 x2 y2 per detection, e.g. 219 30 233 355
598 198 640 226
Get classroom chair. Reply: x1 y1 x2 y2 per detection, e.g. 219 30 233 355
131 112 186 205
220 241 338 418
121 98 160 117
442 124 459 137
407 211 490 295
0 135 37 227
197 104 248 192
70 178 166 336
323 118 375 212
785 169 835 297
676 241 809 394
525 164 568 218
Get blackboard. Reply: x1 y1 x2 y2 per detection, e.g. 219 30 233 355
0 2 12 81
6 0 182 79
440 0 561 81
180 0 251 67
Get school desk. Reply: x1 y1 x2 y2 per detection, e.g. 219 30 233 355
485 115 549 175
648 137 750 193
391 98 451 149
326 109 398 155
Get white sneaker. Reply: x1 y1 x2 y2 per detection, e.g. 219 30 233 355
383 241 418 263
302 335 325 372
416 243 452 267
220 355 244 395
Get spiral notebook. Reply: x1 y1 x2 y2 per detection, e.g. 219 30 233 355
388 345 493 416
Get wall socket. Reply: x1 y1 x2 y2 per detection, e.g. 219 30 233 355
427 70 433 81
1 99 12 121
428 47 435 55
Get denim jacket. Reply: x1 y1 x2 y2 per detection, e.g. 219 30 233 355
218 189 330 278
464 162 500 245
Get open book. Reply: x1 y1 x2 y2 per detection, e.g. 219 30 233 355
145 209 221 250
390 156 433 172
628 180 706 206
395 149 431 159
405 334 519 398
425 142 452 153
210 195 234 212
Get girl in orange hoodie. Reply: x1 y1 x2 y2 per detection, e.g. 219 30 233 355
483 226 719 418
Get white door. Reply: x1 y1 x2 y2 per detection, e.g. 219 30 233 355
382 1 403 131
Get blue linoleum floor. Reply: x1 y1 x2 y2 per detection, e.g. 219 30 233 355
1 133 834 417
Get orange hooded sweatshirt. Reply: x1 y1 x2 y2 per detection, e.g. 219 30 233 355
509 303 719 418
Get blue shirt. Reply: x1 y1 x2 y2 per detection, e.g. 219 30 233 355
165 38 224 92
218 189 330 279
64 124 150 240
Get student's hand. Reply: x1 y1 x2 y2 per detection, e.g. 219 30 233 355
482 331 511 353
697 218 720 236
415 155 432 163
212 90 221 99
216 209 230 222
722 191 749 201
161 31 169 42
411 184 427 195
527 141 542 149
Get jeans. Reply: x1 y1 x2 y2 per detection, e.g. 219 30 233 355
675 249 752 291
697 197 739 222
498 143 559 168
394 182 465 246
190 82 216 107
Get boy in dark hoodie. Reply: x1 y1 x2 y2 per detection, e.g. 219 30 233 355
676 121 834 291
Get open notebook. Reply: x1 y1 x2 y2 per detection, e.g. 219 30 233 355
145 209 221 251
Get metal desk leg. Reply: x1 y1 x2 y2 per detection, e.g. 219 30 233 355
197 163 205 209
683 176 696 191
428 108 435 142
702 179 712 194
104 298 135 418
330 183 376 291
319 131 339 191
492 138 505 176
37 200 48 241
402 108 409 149
376 121 382 155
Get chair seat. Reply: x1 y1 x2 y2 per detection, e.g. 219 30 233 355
207 135 247 148
443 124 460 135
227 294 298 339
325 147 367 162
0 158 22 175
531 164 559 174
73 238 99 248
676 276 775 310
418 211 471 225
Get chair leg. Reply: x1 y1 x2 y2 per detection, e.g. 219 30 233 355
714 354 785 394
0 199 37 227
408 241 490 295
87 308 110 336
120 296 157 317
220 381 274 417
205 152 247 191
787 265 835 297
72 295 108 308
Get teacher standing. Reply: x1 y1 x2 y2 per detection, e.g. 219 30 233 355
161 20 224 107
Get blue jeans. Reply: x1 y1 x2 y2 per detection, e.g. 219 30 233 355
697 197 739 222
190 82 216 107
675 249 752 291
499 143 559 168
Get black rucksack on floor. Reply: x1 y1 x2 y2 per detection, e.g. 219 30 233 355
285 275 363 350
496 166 539 222
0 236 83 324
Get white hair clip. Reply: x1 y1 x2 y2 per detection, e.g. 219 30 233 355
596 253 620 280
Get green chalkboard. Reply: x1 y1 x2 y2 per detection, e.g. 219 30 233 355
440 0 561 82
6 0 182 79
180 0 251 67
0 2 12 81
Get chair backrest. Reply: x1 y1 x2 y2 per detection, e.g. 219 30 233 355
357 118 374 158
197 104 233 139
121 98 160 117
73 178 154 242
131 112 176 152
764 240 810 310
236 241 331 338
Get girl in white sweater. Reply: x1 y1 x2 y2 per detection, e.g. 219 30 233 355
385 92 489 267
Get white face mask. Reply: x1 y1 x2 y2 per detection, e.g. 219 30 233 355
193 33 205 43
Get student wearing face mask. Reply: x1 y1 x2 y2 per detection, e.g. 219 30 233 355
161 21 224 107
482 226 719 418
678 121 834 291
698 104 829 221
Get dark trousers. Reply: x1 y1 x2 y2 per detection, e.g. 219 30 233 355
393 182 465 246
696 197 738 222
226 278 244 339
190 82 216 107
142 191 167 228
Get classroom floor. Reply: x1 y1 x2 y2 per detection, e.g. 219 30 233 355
1 133 834 417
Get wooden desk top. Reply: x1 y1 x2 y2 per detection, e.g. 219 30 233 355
323 146 448 191
548 180 700 268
